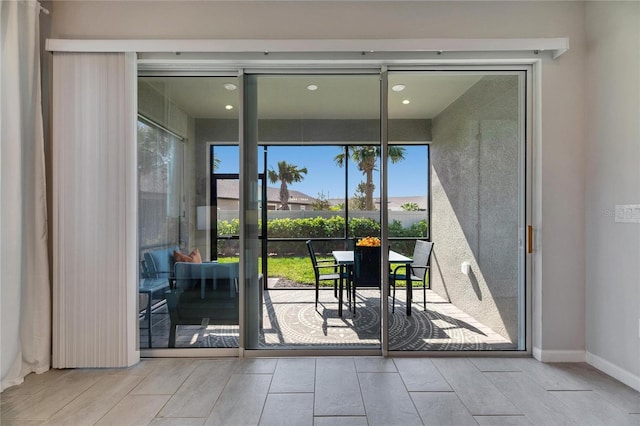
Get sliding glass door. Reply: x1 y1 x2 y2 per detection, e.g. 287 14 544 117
137 76 241 350
137 67 530 354
386 71 528 351
243 74 383 349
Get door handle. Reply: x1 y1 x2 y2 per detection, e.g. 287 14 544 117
527 225 533 254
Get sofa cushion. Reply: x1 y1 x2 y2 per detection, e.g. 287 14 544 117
173 250 192 263
173 247 203 264
190 248 202 263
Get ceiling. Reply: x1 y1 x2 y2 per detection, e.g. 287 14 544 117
140 73 482 120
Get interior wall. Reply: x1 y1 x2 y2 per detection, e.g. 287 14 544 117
430 75 520 344
49 0 588 355
585 1 640 387
138 82 189 137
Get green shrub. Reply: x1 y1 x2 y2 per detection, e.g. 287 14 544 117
348 217 381 238
216 215 428 256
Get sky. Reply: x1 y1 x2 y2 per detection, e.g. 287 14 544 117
212 145 429 199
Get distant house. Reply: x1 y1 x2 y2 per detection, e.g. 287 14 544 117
214 180 316 211
327 195 428 211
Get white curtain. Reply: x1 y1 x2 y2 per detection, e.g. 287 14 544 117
0 0 51 391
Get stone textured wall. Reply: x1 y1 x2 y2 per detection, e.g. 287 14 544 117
430 75 521 343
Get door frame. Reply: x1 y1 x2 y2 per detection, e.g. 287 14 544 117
140 62 535 358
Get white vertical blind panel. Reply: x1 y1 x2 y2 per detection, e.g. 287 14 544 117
52 52 138 368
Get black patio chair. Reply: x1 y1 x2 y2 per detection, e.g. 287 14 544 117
306 240 349 309
390 240 433 313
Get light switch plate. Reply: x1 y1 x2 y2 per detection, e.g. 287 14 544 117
615 205 640 223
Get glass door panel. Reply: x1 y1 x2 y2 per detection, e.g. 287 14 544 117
245 74 382 349
387 71 526 351
137 76 240 350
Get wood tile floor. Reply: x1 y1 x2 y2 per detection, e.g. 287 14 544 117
1 357 638 425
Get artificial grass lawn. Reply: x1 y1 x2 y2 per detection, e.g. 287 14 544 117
220 255 421 287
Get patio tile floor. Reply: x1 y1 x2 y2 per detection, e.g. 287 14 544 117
140 284 514 351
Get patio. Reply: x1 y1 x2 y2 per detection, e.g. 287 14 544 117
140 279 514 351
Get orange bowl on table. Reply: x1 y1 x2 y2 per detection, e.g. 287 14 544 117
356 237 381 247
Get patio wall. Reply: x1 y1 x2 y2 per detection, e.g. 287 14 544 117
430 75 520 343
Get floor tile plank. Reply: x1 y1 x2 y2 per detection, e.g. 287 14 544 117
549 390 634 426
314 358 365 416
355 357 397 373
95 394 171 426
508 359 591 391
313 417 369 426
150 418 205 426
1 370 69 397
474 415 531 425
432 358 520 416
259 393 314 426
0 393 31 414
394 358 452 392
159 359 236 418
204 374 272 426
2 371 100 420
106 359 169 377
131 358 200 395
410 391 478 425
270 358 316 393
42 374 144 426
233 358 278 375
358 372 422 426
0 419 45 426
555 363 640 413
469 358 523 372
485 371 582 425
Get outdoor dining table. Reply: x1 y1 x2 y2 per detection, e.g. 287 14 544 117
332 249 413 317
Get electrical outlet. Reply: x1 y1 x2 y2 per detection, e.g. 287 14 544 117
615 205 640 223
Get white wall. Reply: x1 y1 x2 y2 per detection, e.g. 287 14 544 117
585 1 640 389
49 1 588 356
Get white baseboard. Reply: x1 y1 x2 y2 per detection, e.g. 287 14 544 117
586 351 640 392
532 347 586 362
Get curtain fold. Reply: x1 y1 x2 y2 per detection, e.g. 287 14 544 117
1 0 51 391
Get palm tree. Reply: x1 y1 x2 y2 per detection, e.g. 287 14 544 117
335 146 406 210
267 161 308 211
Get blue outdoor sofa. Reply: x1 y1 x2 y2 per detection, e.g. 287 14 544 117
140 246 240 347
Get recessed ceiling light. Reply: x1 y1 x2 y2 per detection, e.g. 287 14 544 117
392 84 406 92
225 105 234 110
224 83 237 91
307 84 318 91
402 99 410 105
